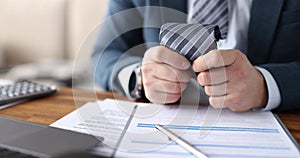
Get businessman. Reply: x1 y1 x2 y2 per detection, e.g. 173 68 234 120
92 0 300 112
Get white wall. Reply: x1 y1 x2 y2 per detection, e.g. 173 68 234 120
66 0 108 60
0 0 108 66
0 0 66 65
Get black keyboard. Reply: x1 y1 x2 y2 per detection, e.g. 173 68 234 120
0 146 38 158
0 80 57 106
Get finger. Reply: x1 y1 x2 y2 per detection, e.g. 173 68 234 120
145 84 181 104
205 82 228 97
153 64 191 82
209 95 249 112
145 46 190 70
197 67 228 86
193 49 238 72
143 75 188 94
142 62 191 82
209 96 227 109
152 81 188 94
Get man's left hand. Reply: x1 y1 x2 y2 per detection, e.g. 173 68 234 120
193 49 268 112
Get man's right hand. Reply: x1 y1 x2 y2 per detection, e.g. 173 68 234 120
141 46 192 104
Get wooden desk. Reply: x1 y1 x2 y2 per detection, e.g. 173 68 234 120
0 88 300 145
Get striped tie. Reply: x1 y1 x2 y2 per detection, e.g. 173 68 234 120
159 0 229 63
160 23 221 62
189 0 229 39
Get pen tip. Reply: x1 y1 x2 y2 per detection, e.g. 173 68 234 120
155 124 162 129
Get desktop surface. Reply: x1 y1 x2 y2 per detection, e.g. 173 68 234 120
0 87 299 145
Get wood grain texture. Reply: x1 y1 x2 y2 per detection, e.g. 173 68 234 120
0 88 299 145
279 112 300 145
0 88 126 125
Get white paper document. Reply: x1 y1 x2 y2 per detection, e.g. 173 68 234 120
51 99 300 158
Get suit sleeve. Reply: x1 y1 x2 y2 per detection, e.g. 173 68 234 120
259 62 300 112
91 0 145 94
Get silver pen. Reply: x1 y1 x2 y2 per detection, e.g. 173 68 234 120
156 124 208 158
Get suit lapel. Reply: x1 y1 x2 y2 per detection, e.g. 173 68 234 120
248 0 284 64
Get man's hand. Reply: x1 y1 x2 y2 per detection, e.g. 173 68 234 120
193 50 268 112
142 46 192 104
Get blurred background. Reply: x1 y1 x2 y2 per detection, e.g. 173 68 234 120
0 0 108 89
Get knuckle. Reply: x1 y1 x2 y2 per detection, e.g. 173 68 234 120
171 83 182 93
146 47 163 61
155 46 169 60
144 47 156 59
170 70 180 80
152 51 161 60
176 70 189 82
169 69 185 82
155 47 164 57
208 57 217 69
141 65 152 74
166 70 177 81
237 50 246 58
143 80 152 87
231 66 247 80
164 82 183 94
237 68 248 79
142 77 153 88
211 50 221 67
210 49 220 56
231 49 241 58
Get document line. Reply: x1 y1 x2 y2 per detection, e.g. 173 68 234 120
145 151 297 158
131 140 291 150
137 123 279 133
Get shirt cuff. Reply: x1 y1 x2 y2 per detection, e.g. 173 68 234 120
118 62 140 97
255 67 281 111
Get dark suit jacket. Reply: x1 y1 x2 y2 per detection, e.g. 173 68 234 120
92 0 300 111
